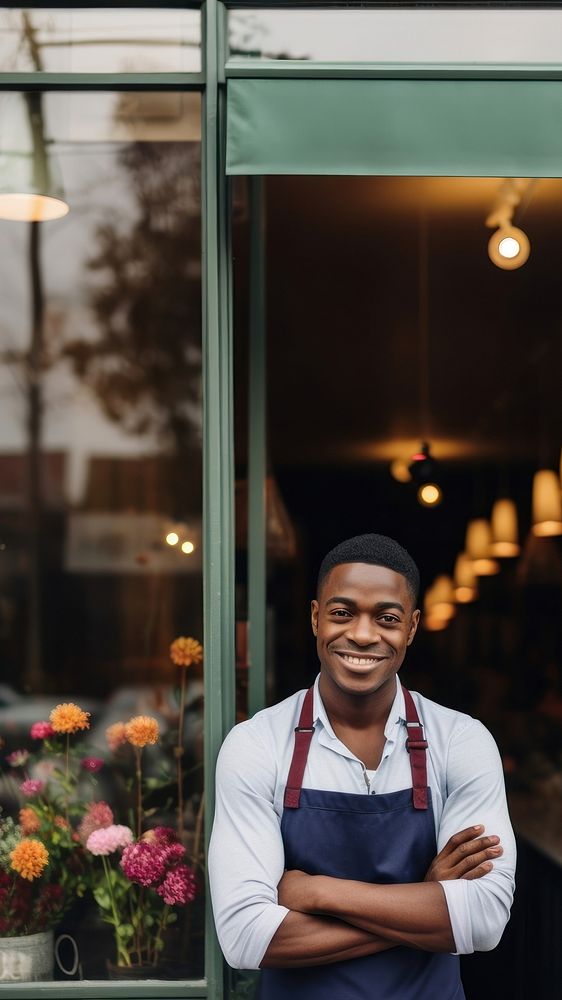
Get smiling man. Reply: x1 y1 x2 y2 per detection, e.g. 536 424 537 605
209 534 516 999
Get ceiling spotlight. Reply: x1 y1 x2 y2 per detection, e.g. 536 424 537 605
488 225 530 270
165 531 179 546
181 540 195 554
418 483 442 507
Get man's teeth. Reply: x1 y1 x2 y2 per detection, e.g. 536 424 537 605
340 654 380 666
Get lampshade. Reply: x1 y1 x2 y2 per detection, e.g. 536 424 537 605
427 575 456 620
532 469 562 537
491 498 520 557
0 93 69 222
453 552 478 602
465 519 500 575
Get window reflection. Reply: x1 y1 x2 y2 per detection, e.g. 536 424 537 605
0 91 203 982
0 8 201 74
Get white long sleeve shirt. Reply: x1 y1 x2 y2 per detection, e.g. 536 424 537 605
209 675 516 970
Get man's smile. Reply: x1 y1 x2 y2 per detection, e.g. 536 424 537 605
333 651 388 667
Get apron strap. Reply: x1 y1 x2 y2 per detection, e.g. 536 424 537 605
283 684 429 811
284 687 314 809
403 687 429 810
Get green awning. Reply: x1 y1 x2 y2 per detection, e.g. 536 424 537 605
227 77 562 176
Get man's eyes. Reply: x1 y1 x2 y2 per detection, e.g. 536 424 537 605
328 610 400 624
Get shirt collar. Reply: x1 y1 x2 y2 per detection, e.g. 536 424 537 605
312 673 406 742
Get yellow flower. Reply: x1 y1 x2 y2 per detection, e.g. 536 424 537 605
10 839 49 881
170 636 203 668
50 702 90 735
19 807 40 835
125 715 159 748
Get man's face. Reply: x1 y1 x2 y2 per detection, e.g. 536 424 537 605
311 562 420 699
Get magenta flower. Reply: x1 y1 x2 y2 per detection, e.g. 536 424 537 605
120 841 168 887
77 801 114 845
19 779 45 798
81 757 104 773
156 865 197 905
30 721 55 740
86 825 133 856
6 749 30 767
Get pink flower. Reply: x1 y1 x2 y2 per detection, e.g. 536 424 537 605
120 841 168 887
6 749 29 767
77 801 114 845
156 865 197 905
30 721 55 740
86 825 133 856
81 757 104 773
19 779 45 798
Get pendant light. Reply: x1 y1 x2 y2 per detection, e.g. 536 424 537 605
465 519 500 576
427 575 456 620
532 469 562 537
491 498 520 557
0 93 68 222
423 582 450 632
453 552 478 603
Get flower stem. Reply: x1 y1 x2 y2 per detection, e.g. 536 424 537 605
152 903 169 965
134 747 142 839
176 669 187 838
102 855 131 967
64 734 70 822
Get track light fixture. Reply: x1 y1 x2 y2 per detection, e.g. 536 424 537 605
485 178 531 271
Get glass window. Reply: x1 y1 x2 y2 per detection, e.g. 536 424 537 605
229 8 562 63
0 89 204 984
0 8 201 74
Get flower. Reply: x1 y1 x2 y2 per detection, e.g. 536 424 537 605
81 757 104 773
10 839 49 881
19 779 45 798
30 721 55 740
54 816 70 831
50 703 90 735
125 715 159 748
105 721 127 752
86 825 133 856
77 801 113 845
170 636 203 667
156 865 197 905
120 840 168 887
6 749 30 767
19 808 40 835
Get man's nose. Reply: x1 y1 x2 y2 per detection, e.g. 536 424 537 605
346 615 381 646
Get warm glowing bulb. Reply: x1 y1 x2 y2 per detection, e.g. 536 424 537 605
455 586 477 603
498 236 520 259
418 483 442 507
181 540 195 554
166 532 179 546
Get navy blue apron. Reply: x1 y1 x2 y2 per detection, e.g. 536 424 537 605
258 686 465 1000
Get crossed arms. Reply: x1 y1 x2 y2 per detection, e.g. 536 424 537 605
261 826 501 968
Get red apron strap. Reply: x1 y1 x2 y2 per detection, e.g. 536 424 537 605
403 687 429 810
284 687 315 809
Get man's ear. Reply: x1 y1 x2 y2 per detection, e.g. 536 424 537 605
311 600 319 637
407 608 421 645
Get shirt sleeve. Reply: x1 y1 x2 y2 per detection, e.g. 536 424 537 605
437 718 516 954
208 721 290 970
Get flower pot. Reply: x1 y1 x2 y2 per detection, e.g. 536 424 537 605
0 930 54 982
106 959 163 980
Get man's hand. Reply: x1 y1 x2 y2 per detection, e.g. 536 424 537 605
424 825 503 882
278 869 315 913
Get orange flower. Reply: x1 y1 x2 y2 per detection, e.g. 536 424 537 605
50 702 90 735
54 815 70 830
125 715 159 748
106 721 127 752
10 839 48 880
19 807 40 835
170 636 203 668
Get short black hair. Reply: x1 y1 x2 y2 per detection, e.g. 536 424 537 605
317 533 420 605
